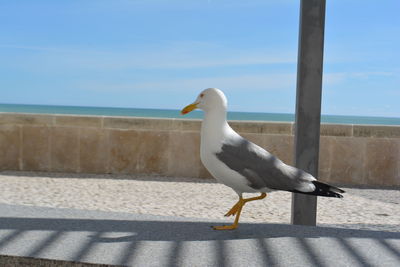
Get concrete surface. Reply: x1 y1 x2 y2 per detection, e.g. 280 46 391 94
0 203 399 267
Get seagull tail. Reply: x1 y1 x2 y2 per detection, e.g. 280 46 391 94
294 181 345 198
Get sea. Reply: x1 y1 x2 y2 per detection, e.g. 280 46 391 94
1 103 399 126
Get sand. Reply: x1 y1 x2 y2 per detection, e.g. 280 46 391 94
0 171 399 232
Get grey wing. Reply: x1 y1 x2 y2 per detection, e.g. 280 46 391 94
215 138 314 191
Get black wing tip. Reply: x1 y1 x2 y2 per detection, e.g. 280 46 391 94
291 189 344 198
316 189 344 198
328 191 344 198
331 186 345 194
310 181 345 198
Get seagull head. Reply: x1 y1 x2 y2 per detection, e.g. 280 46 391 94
181 88 228 115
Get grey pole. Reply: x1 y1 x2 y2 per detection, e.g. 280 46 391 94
291 0 326 226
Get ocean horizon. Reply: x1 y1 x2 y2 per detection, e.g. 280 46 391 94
1 103 400 126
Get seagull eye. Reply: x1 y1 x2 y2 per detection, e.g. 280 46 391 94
200 93 204 98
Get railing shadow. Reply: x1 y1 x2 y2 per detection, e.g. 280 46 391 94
1 217 400 241
0 217 399 266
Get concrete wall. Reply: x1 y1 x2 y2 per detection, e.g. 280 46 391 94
1 113 399 187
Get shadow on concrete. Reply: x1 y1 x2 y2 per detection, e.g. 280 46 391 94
1 217 400 266
1 217 399 242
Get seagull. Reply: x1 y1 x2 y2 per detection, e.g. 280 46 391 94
181 88 344 230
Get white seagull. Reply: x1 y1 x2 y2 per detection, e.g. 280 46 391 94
181 88 344 230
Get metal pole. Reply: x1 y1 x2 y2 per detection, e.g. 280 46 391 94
291 0 326 226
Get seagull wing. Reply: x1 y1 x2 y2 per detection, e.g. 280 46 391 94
215 137 316 192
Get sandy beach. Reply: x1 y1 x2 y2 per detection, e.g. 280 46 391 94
0 171 399 232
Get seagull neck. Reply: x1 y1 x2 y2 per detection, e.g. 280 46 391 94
201 108 229 135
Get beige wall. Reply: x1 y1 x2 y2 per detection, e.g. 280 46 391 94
1 113 399 187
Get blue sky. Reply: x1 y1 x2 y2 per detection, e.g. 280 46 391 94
1 0 399 117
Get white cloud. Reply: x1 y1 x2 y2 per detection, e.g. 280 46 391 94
351 71 394 78
80 70 398 95
78 73 296 93
323 71 396 86
1 42 296 71
323 73 347 85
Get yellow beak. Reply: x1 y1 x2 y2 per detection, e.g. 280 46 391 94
180 103 198 115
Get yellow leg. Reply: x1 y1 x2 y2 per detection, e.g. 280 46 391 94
224 193 267 217
213 193 267 230
224 201 242 217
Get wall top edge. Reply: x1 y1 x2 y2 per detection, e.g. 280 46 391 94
1 112 400 138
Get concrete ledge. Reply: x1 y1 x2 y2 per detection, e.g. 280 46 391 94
0 204 399 267
1 113 400 186
354 125 400 138
55 116 103 128
320 123 353 137
0 255 111 267
0 113 54 126
3 112 400 137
